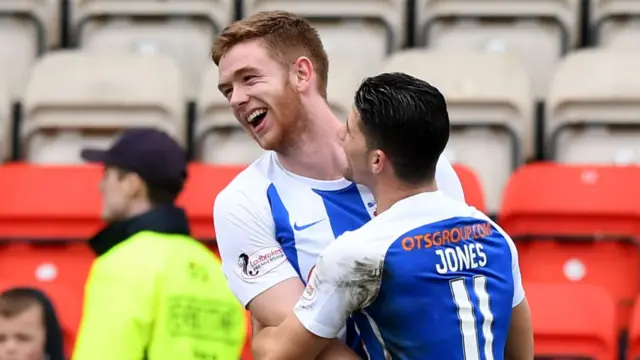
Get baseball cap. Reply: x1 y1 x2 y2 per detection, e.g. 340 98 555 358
81 128 188 194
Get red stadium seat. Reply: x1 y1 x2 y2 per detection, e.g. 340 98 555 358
499 163 640 332
0 279 83 359
0 164 104 238
177 163 245 241
0 243 94 295
452 163 486 213
527 283 617 360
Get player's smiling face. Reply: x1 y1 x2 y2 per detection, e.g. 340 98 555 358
341 106 372 186
217 39 303 151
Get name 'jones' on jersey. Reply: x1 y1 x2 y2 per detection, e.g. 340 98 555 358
401 220 491 274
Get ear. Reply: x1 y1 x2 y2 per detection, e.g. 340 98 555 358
122 172 145 198
292 56 314 93
370 150 387 175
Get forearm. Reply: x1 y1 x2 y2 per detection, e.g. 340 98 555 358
252 325 360 360
317 340 361 360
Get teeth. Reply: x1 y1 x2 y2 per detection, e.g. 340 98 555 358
247 109 267 123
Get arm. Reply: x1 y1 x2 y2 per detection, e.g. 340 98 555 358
213 188 359 358
72 261 153 360
436 154 466 203
252 239 378 360
505 236 534 360
505 298 534 360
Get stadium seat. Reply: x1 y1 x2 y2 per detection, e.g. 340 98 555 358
414 0 581 98
0 279 84 359
326 56 364 123
451 163 486 213
382 49 533 212
499 163 640 331
22 51 185 164
591 0 640 48
0 0 60 100
527 283 617 360
196 65 265 164
242 0 406 81
546 49 640 164
70 0 234 99
177 163 246 241
0 163 104 238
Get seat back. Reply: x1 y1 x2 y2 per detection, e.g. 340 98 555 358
415 0 580 98
71 0 233 99
591 0 640 48
196 65 264 164
0 280 84 359
500 163 640 330
452 163 486 213
177 163 246 241
0 0 60 99
527 282 617 360
242 0 405 80
547 49 640 164
383 49 532 212
22 51 185 164
0 163 104 238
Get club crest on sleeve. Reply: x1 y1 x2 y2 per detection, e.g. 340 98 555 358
237 246 287 281
302 276 317 302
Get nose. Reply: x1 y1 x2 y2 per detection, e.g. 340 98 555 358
230 88 249 109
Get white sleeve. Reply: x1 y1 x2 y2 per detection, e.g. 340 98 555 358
435 155 466 203
293 237 381 339
507 235 525 307
213 187 300 307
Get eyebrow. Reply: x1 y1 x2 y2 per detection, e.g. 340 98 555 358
217 66 257 93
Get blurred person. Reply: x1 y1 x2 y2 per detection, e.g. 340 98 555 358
251 73 534 360
72 129 246 360
0 287 65 360
211 10 466 359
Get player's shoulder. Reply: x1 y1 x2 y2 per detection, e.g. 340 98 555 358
213 152 276 214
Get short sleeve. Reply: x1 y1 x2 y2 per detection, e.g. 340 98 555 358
293 237 382 339
213 187 299 307
435 155 466 203
506 234 525 307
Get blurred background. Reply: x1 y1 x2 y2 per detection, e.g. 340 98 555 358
0 0 638 359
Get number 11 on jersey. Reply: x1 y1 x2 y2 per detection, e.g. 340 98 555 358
450 276 495 360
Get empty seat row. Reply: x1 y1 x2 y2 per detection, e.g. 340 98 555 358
4 48 640 211
7 1 640 101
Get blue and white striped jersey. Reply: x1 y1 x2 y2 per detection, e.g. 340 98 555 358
213 151 465 347
294 191 524 360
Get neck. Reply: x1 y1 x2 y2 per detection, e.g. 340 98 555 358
372 178 437 215
277 99 346 181
124 200 153 219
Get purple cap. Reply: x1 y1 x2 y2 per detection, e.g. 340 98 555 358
81 128 187 194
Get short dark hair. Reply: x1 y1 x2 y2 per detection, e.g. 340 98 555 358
115 168 180 206
354 72 450 184
0 288 41 318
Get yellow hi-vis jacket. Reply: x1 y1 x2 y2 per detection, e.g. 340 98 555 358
73 206 245 360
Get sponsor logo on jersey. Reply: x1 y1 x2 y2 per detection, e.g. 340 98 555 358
238 246 287 280
302 271 317 302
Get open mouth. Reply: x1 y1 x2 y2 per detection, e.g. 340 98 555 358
247 108 267 129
